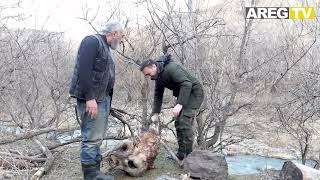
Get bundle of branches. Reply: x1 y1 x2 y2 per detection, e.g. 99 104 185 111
0 107 136 180
0 130 131 179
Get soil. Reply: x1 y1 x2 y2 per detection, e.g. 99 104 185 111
0 138 279 180
42 143 186 180
0 141 279 180
41 143 278 180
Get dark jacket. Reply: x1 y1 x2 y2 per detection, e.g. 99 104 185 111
69 34 115 102
152 56 203 113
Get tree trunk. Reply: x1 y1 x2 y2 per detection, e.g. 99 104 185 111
195 112 205 148
141 77 150 132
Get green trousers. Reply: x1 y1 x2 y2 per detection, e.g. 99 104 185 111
175 88 204 156
175 108 196 155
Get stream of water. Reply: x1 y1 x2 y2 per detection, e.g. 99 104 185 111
226 155 316 175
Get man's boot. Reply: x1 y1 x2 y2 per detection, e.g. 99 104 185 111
176 150 186 160
175 148 193 161
176 154 185 160
185 149 192 157
82 162 114 180
96 158 114 180
96 155 102 171
82 163 98 180
95 171 114 180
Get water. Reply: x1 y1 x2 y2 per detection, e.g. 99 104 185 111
56 130 81 143
0 125 23 135
226 155 317 175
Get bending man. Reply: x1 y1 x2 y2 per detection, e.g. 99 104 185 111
140 54 204 160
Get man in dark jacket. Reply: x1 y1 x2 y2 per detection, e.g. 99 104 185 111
69 21 124 180
140 55 204 160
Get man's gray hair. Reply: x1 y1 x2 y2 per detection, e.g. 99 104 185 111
101 21 124 34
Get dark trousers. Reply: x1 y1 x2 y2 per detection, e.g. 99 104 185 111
175 89 204 156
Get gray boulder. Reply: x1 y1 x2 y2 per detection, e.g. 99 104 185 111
279 161 320 180
183 150 228 180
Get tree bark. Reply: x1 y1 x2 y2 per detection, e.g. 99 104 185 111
141 77 150 132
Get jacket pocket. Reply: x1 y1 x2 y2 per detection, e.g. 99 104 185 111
92 71 105 82
93 58 107 72
181 108 196 118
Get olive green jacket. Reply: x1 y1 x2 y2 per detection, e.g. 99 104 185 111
152 61 203 113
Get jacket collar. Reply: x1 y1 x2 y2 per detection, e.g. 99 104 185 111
155 54 172 79
155 61 165 80
97 34 110 48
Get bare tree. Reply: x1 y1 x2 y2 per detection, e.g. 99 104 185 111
275 70 320 164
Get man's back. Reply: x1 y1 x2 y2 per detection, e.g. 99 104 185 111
156 61 202 99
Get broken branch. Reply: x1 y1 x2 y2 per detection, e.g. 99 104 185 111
31 138 54 180
160 140 183 166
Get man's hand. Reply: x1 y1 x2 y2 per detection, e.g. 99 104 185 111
86 99 98 119
172 104 183 117
151 113 160 123
150 113 160 135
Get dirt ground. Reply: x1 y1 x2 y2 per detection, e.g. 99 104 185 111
41 143 274 180
42 143 186 180
0 140 274 180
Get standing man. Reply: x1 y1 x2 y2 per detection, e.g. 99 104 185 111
140 54 204 160
69 22 124 180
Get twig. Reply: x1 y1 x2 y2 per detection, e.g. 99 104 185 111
31 138 54 180
0 158 35 169
110 109 134 136
29 136 130 156
0 128 52 145
0 152 46 162
272 38 317 89
160 140 183 166
111 108 142 120
50 136 130 150
0 127 78 145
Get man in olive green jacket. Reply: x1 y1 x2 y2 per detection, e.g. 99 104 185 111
140 54 204 160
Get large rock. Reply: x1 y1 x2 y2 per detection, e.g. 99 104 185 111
279 161 320 180
183 150 228 180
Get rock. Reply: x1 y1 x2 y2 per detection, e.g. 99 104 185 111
180 173 191 180
271 152 296 160
183 150 228 180
279 161 320 180
2 172 14 179
155 175 179 180
225 145 238 156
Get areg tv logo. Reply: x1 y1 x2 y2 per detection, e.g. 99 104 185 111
246 7 315 19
